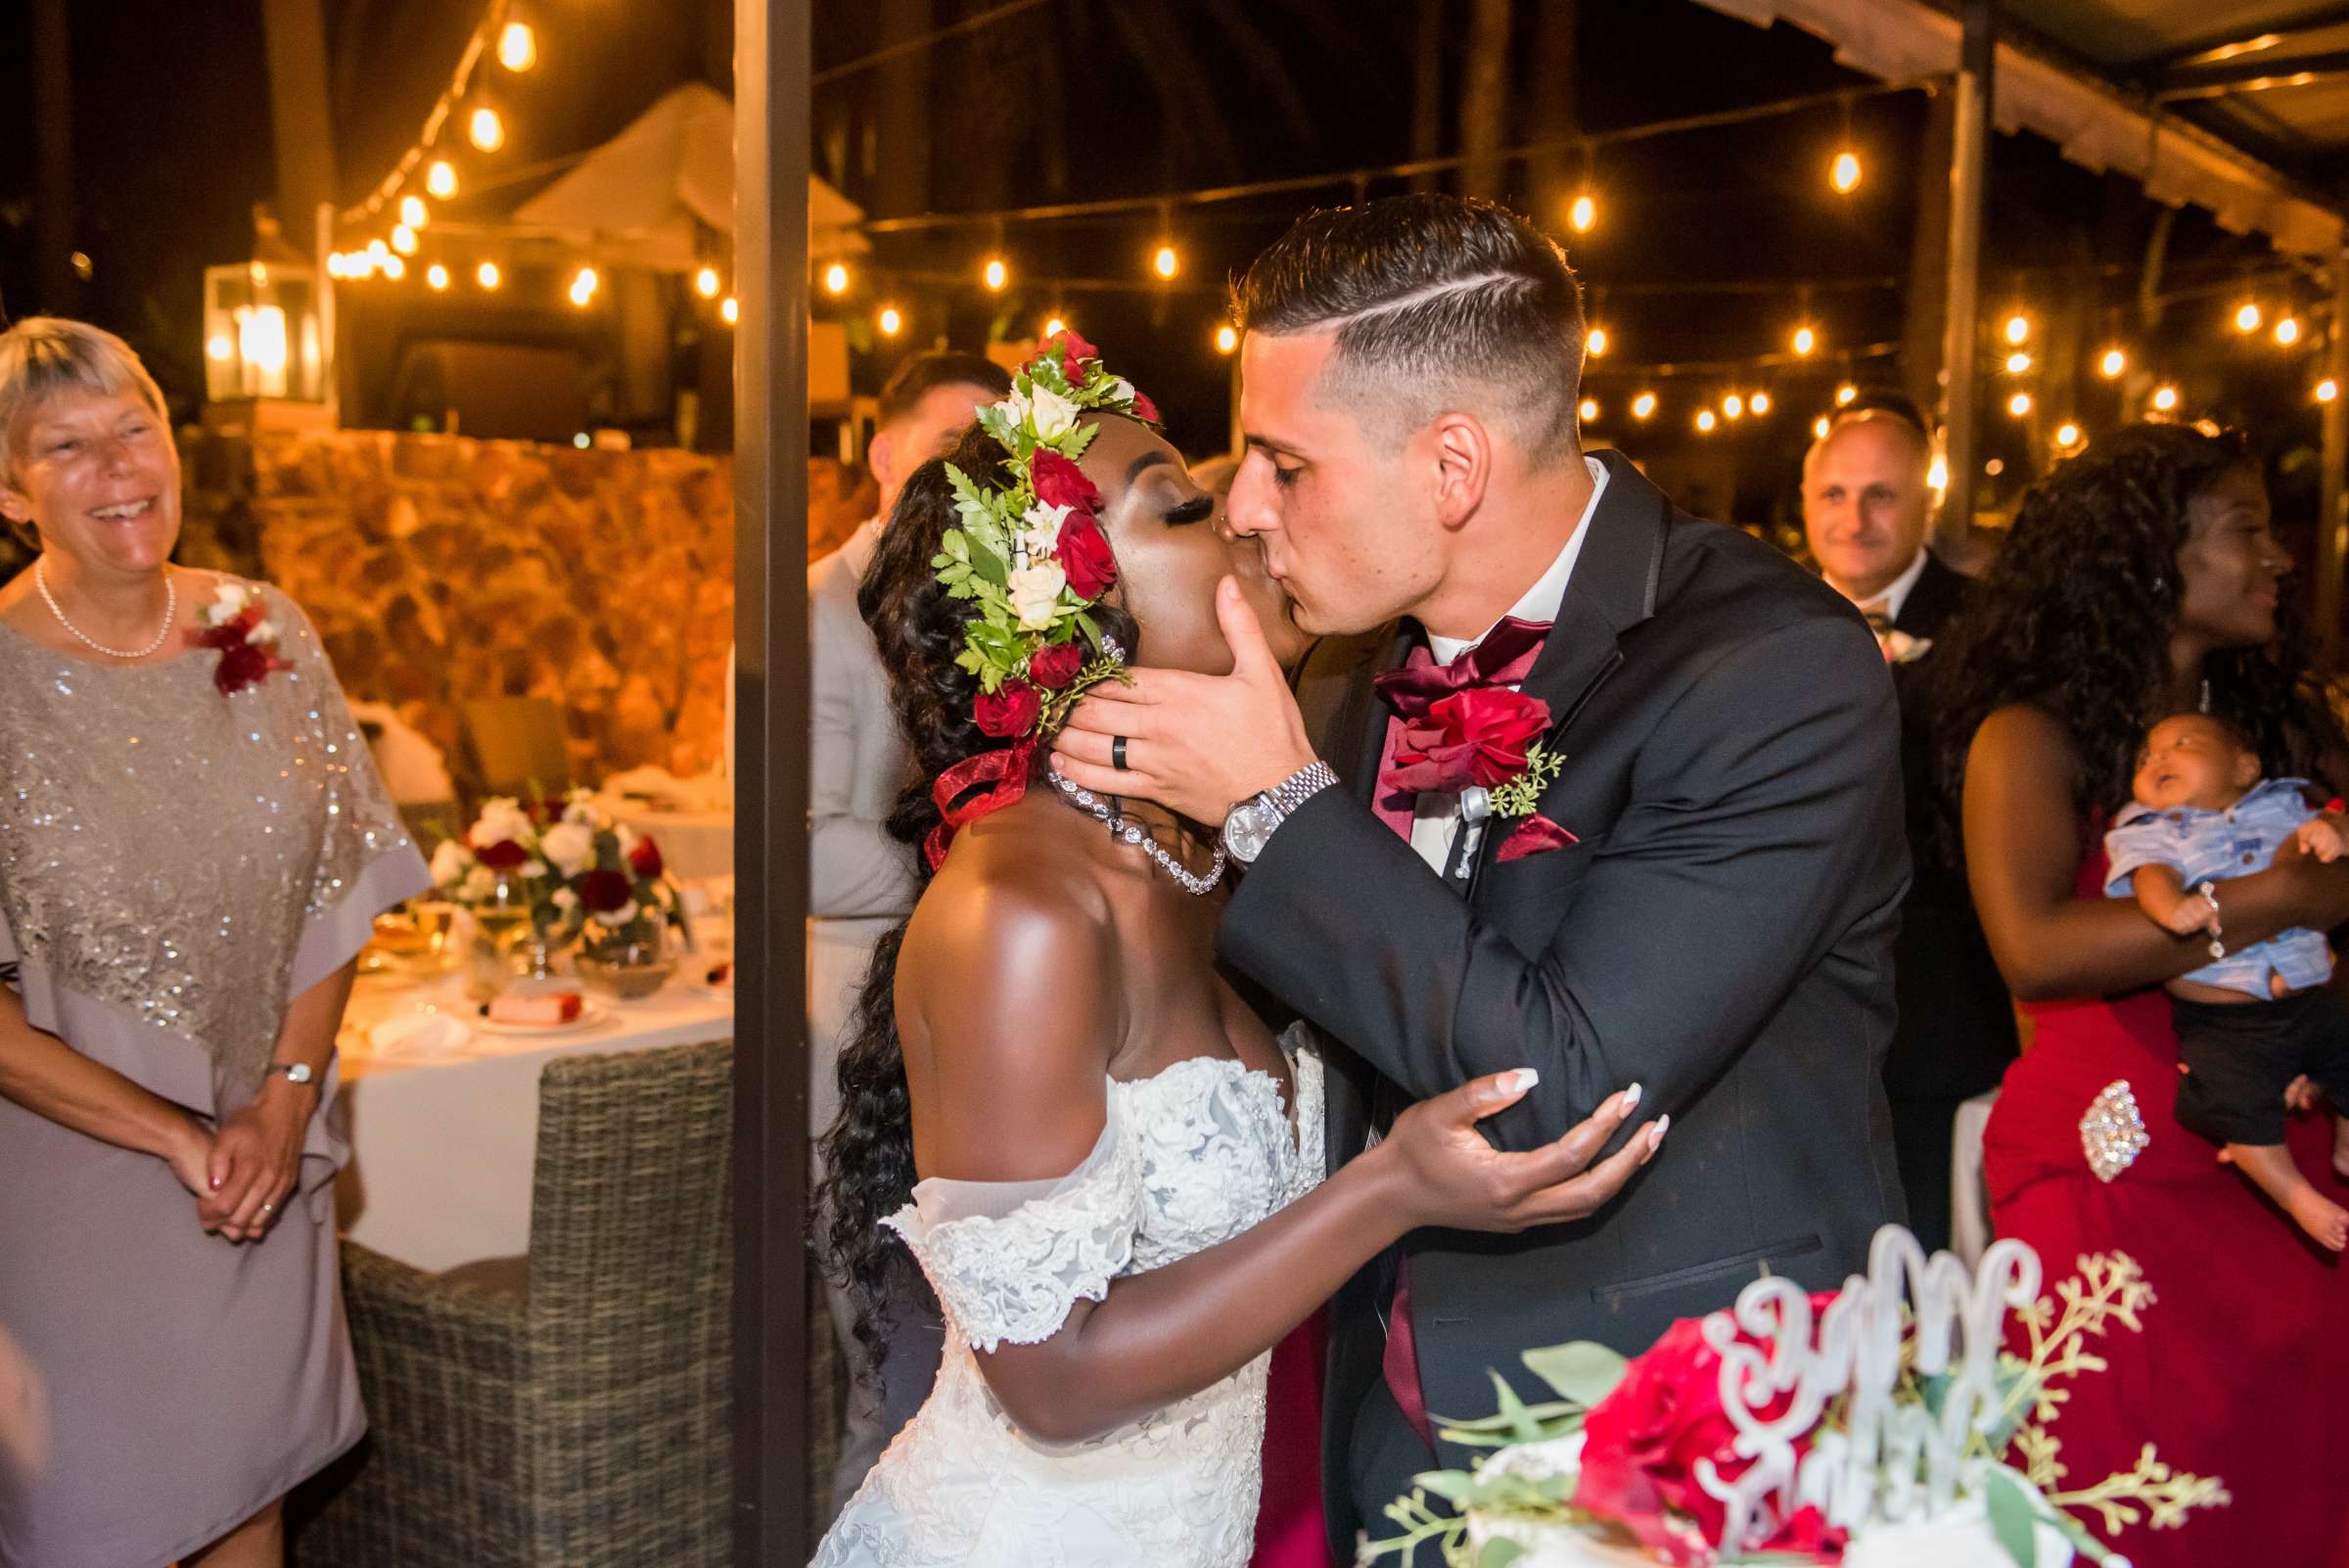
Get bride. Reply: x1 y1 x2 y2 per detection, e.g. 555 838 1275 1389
810 336 1664 1567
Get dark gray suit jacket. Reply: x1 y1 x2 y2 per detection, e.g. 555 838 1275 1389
1219 452 1908 1552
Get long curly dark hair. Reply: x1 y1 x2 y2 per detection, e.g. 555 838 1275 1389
813 420 1141 1371
1930 421 2344 864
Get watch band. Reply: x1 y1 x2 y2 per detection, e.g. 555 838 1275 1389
1267 761 1340 822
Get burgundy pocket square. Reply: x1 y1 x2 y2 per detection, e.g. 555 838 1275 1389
1497 813 1578 862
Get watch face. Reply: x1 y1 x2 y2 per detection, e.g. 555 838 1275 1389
1223 802 1271 862
284 1063 314 1084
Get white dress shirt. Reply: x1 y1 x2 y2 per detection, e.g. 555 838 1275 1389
1408 457 1609 876
1831 545 1928 626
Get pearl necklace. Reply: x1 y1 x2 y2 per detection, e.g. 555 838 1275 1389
1049 770 1227 896
34 558 177 660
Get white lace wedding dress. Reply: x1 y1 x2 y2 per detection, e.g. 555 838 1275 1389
810 1044 1325 1568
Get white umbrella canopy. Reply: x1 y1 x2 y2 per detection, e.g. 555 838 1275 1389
512 81 867 270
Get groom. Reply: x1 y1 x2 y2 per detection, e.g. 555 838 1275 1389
1054 193 1906 1559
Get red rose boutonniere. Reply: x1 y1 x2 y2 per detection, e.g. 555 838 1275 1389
192 581 291 697
1386 688 1577 862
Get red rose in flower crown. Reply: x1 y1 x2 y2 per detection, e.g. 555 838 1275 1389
1030 449 1102 513
1129 389 1160 424
1027 641 1085 690
1388 687 1551 793
1571 1300 1846 1565
975 680 1042 738
1055 513 1119 600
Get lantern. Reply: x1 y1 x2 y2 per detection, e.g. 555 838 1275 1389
203 259 325 404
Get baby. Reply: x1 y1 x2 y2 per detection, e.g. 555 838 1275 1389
2105 713 2349 1251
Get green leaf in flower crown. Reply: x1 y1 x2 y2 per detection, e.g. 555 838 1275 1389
966 532 1010 588
975 404 1021 452
1477 1540 1526 1568
1060 421 1100 462
1521 1343 1629 1408
1984 1469 2039 1568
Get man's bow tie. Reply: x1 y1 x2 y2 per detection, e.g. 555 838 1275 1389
1371 616 1551 718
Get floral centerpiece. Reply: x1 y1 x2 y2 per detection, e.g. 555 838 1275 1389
1365 1227 2226 1568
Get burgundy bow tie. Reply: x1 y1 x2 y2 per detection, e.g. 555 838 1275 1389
1372 616 1552 718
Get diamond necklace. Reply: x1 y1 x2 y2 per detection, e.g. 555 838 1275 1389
1048 770 1227 896
35 557 177 660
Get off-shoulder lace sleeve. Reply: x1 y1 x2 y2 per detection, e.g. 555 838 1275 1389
882 1099 1143 1353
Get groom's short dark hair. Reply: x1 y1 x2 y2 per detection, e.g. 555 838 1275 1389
1231 194 1586 462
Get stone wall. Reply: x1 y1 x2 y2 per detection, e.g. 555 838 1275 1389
175 428 875 793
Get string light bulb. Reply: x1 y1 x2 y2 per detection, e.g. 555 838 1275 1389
2319 378 2340 403
878 305 903 337
983 257 1008 292
1927 454 1949 493
721 296 739 326
468 105 506 154
399 196 427 230
2099 346 2126 379
2234 301 2263 333
1044 316 1067 339
1830 150 1862 194
1813 415 1831 439
1153 244 1179 280
1695 409 1718 433
496 20 537 72
392 224 419 255
2004 313 2030 346
696 266 721 300
427 160 458 201
822 262 850 296
2151 385 2180 411
2004 351 2031 375
1586 326 1609 357
2276 315 2302 346
1723 393 1745 420
2006 392 2032 417
2055 422 2082 448
426 262 450 292
1791 325 1817 356
476 259 502 291
381 254 405 281
1215 324 1239 354
1749 391 1771 415
1632 391 1657 420
1579 397 1599 422
1834 383 1857 406
1569 192 1596 234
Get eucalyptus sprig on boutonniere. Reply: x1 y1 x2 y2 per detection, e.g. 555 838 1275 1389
1386 687 1579 862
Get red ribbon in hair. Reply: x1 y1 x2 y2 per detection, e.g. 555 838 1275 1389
922 741 1036 872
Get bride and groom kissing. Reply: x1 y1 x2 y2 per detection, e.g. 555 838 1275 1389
809 193 1907 1567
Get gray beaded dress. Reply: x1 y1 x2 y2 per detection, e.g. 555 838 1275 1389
0 578 429 1568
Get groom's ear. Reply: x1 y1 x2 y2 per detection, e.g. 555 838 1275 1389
1425 411 1494 533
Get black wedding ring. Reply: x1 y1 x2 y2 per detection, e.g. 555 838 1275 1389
1112 735 1130 771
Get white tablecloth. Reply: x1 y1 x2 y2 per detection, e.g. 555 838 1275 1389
596 798 734 883
334 971 732 1271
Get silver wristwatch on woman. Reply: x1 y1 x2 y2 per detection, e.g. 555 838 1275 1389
1221 761 1340 864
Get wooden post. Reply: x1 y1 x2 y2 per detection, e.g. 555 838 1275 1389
2320 251 2349 674
732 0 813 1562
259 0 340 231
1938 0 1994 544
29 0 75 313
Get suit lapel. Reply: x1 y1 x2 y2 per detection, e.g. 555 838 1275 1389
1894 550 1966 642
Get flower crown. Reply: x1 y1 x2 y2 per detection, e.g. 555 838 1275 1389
933 329 1159 741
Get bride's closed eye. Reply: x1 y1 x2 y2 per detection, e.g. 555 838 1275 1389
1165 495 1214 526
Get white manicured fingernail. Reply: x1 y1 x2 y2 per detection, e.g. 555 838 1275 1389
1503 1069 1540 1094
1651 1115 1671 1144
1623 1083 1643 1113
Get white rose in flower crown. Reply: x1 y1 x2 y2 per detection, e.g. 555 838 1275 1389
1107 377 1136 404
429 838 475 886
1020 500 1070 558
539 820 595 877
1009 561 1069 630
1027 383 1078 439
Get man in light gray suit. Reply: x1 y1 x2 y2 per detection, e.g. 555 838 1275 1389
809 350 1011 1511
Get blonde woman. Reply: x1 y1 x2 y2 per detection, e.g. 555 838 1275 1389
0 318 428 1568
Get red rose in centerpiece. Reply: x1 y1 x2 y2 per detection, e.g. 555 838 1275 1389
1030 449 1101 514
1572 1302 1846 1565
1055 513 1118 600
578 868 634 914
1388 688 1551 794
1027 641 1085 690
627 835 665 880
975 679 1042 738
472 837 530 871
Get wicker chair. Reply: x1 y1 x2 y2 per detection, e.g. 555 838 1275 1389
302 1038 734 1568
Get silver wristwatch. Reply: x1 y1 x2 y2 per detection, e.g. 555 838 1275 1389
1221 761 1340 864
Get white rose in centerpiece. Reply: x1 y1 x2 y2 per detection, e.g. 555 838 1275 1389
539 820 595 876
429 839 474 886
560 791 600 827
552 887 579 912
591 899 640 928
1008 561 1068 630
519 858 548 880
471 798 535 851
1027 383 1078 438
615 821 642 857
460 865 497 902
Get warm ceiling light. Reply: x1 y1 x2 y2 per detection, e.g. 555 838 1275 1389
1586 326 1609 357
1813 415 1831 439
2055 422 2082 447
695 266 721 300
468 106 505 153
878 305 903 336
1695 409 1718 432
2098 347 2126 379
1568 192 1596 234
2319 378 2340 403
1749 391 1771 415
2234 301 2263 333
2004 351 2031 375
1830 150 1862 193
983 256 1009 292
426 160 458 200
1153 245 1179 280
2152 385 2180 411
822 262 850 296
476 259 502 291
426 262 450 291
720 296 739 326
1215 324 1239 354
1791 326 1817 356
2004 314 2030 346
2276 315 2302 346
398 195 427 230
2006 392 2032 417
1834 383 1857 406
1632 391 1657 419
1579 397 1599 422
1723 393 1745 420
496 21 537 73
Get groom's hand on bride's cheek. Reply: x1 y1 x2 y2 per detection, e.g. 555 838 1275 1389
1052 576 1316 826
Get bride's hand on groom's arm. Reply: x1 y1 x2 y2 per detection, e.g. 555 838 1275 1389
1373 1073 1667 1233
1053 577 1314 825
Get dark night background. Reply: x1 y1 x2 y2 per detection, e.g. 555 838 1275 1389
0 1 2327 531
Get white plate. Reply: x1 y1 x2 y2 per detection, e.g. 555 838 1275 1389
471 998 614 1037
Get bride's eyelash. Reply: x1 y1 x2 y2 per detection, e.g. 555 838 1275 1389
1167 495 1215 526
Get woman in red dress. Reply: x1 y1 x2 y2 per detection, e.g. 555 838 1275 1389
1940 423 2349 1566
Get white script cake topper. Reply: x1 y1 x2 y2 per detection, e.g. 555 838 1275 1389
1692 1225 2044 1552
